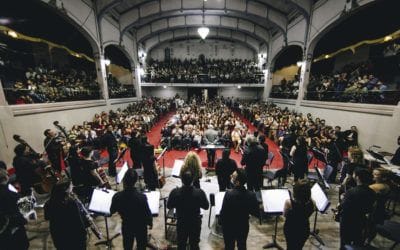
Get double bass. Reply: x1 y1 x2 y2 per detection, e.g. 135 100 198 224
13 135 59 193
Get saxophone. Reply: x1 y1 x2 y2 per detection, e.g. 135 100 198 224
69 192 103 239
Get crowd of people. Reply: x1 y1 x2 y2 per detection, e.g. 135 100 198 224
3 64 101 104
107 73 136 99
306 61 398 104
270 77 300 99
1 96 400 250
142 58 263 84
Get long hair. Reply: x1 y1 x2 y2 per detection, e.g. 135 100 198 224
348 146 364 165
181 151 202 180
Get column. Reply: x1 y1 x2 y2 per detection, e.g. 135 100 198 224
0 79 7 106
135 65 142 99
296 52 312 107
94 52 109 101
262 67 274 101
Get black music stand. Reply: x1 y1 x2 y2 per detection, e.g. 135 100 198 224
311 147 328 167
310 183 331 246
261 189 290 250
156 147 168 178
89 189 120 250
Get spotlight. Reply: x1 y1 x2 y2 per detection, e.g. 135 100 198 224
237 85 241 89
103 59 111 66
198 27 210 40
7 31 18 38
324 55 330 59
163 85 167 89
384 36 393 42
296 61 303 67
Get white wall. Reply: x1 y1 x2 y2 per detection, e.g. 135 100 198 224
273 102 400 153
150 39 256 61
0 101 136 167
142 87 188 99
218 87 263 100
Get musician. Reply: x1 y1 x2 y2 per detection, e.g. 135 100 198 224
283 180 315 250
140 136 158 190
102 125 118 176
12 144 41 196
326 134 342 183
215 149 237 191
391 135 400 165
290 136 308 182
180 152 203 189
241 136 267 191
110 169 153 250
128 130 142 169
258 135 269 156
44 129 64 172
167 171 209 250
0 169 29 250
339 168 375 249
220 169 259 250
44 180 87 250
203 125 219 168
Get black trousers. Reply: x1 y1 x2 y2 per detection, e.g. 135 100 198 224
122 226 147 250
206 149 216 168
223 226 249 250
340 218 365 249
217 176 231 192
246 170 261 191
108 147 118 175
177 218 201 250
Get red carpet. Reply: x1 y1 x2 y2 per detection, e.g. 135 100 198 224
109 111 325 171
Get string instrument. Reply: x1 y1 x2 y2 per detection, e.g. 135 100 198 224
96 167 111 189
69 192 103 240
53 121 71 159
13 134 59 193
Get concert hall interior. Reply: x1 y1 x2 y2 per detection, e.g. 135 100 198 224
1 0 400 249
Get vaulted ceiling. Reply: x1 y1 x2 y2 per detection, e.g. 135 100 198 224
96 0 314 52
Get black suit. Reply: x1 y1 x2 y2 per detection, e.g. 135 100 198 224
110 188 153 250
167 186 209 250
44 136 63 172
102 131 118 176
215 158 237 191
340 185 376 248
141 143 158 190
0 184 29 250
12 155 41 196
128 136 142 169
220 186 259 250
241 145 267 191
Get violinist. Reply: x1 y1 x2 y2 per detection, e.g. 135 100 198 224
12 144 42 196
44 129 64 172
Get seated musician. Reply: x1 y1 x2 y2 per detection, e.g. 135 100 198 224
12 144 42 196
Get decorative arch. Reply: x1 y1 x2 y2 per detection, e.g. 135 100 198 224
103 41 135 69
270 45 303 72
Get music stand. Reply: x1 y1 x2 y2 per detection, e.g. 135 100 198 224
171 159 184 178
89 188 120 250
156 147 168 178
115 161 129 190
310 183 330 246
261 189 290 250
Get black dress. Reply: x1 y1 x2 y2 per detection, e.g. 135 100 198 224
283 199 314 250
292 146 308 181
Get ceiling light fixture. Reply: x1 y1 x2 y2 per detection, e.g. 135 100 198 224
198 27 209 40
384 36 393 42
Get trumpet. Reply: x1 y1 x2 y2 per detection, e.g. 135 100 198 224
69 192 103 240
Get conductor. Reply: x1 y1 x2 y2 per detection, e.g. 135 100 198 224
167 171 209 250
203 125 219 168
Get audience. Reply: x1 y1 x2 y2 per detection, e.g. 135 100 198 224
143 58 263 84
270 77 300 99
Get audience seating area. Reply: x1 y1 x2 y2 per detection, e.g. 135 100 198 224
270 77 300 99
142 58 263 84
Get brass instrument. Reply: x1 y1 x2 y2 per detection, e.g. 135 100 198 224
69 192 103 240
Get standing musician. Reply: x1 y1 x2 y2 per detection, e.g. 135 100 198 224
102 125 118 177
215 149 237 191
44 180 88 250
44 129 64 173
0 169 29 250
241 136 267 191
12 144 42 196
140 136 158 191
110 169 153 250
128 130 142 169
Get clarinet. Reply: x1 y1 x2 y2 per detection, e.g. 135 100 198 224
69 192 103 240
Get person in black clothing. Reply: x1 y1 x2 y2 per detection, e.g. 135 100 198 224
110 169 153 250
167 171 209 250
391 136 400 165
339 168 376 249
290 136 309 182
12 144 42 196
44 180 87 250
258 135 269 156
128 130 142 169
283 180 315 250
44 129 63 172
215 149 237 191
241 136 267 191
220 169 259 250
326 135 342 183
0 169 29 250
102 125 118 176
140 136 158 190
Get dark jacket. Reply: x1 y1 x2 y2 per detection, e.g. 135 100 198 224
241 145 267 173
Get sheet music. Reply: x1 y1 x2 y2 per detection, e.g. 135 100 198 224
116 162 129 184
171 159 184 177
215 192 226 216
144 191 160 215
89 189 117 215
261 189 290 213
311 183 330 212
